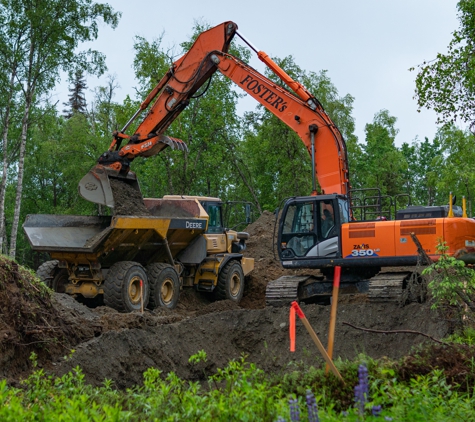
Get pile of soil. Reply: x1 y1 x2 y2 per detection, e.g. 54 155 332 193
110 178 150 216
49 300 451 389
0 258 98 383
0 211 459 388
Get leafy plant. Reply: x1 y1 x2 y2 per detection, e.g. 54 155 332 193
422 240 475 325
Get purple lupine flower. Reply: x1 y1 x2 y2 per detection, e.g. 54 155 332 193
305 390 319 422
354 363 369 415
289 398 301 422
372 405 382 416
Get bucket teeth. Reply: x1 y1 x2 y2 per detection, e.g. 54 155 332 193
159 135 188 152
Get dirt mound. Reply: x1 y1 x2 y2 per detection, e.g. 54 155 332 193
51 301 450 389
0 257 97 383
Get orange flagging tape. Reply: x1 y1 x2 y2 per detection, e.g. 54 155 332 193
334 266 341 287
291 301 305 318
289 300 344 381
290 301 304 352
290 306 296 352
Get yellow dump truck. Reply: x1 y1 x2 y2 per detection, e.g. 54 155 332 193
23 196 254 312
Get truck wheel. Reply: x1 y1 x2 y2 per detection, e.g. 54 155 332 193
36 260 59 288
104 262 149 313
37 260 68 292
147 263 180 310
215 260 245 303
51 269 69 293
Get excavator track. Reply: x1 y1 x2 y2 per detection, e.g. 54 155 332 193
265 276 309 307
367 271 411 302
265 270 421 306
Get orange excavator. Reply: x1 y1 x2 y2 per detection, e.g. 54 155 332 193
79 21 475 305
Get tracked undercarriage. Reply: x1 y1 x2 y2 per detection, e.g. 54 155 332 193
265 267 427 307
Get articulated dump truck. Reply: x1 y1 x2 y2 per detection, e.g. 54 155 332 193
24 196 254 313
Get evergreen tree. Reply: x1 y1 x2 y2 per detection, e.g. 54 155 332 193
63 70 87 118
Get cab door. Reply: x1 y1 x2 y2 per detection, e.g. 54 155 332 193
278 196 342 261
200 201 227 253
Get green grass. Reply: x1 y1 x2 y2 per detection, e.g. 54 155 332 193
0 348 474 421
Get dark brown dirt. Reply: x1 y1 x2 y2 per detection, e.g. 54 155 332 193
110 178 150 216
0 211 458 388
0 258 98 384
397 343 475 391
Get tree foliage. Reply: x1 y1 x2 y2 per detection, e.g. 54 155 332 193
63 70 88 118
413 0 475 129
400 137 442 206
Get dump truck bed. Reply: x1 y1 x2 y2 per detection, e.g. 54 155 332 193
24 198 209 267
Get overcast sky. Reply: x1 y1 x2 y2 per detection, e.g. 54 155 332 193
54 0 461 146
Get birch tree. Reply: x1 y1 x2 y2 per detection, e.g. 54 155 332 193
0 0 120 258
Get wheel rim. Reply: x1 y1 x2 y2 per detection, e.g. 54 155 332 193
128 276 143 305
53 272 69 293
161 278 174 305
229 271 242 297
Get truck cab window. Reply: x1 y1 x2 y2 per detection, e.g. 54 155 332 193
202 203 223 234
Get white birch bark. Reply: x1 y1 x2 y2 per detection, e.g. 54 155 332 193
9 100 30 259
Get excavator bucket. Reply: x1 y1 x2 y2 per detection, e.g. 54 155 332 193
78 165 140 208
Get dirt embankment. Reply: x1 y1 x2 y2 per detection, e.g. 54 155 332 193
1 211 454 388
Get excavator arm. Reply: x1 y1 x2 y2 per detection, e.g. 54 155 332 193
79 21 350 208
212 50 350 196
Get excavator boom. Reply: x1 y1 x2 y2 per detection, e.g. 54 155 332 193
79 21 350 208
79 21 238 207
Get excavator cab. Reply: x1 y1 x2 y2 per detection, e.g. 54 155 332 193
277 195 350 263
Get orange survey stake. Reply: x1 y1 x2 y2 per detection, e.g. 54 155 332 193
289 301 343 382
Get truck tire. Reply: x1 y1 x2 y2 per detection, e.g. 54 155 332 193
37 260 68 292
147 263 180 310
214 260 245 303
104 261 149 313
36 260 59 288
51 269 69 293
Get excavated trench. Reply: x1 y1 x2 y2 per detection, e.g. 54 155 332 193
0 184 455 387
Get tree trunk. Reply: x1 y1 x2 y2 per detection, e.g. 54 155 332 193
9 100 31 259
0 71 16 254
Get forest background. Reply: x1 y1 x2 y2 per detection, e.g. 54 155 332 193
1 0 474 269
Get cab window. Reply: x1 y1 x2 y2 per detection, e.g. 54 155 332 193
202 203 223 234
281 202 316 257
